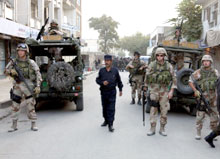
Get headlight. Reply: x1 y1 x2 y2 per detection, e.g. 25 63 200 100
72 86 75 90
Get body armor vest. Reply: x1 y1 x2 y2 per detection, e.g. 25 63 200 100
197 67 217 92
147 61 172 85
130 60 144 75
15 59 36 82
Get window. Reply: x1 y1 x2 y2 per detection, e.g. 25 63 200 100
31 2 38 18
204 2 218 28
77 0 81 6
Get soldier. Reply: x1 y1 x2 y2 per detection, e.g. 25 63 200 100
189 55 219 140
205 77 220 148
145 48 177 136
96 55 123 132
47 19 63 35
126 52 146 105
5 43 42 132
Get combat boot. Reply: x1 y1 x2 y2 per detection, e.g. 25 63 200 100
205 132 217 148
137 98 142 105
101 121 108 127
195 129 201 140
108 124 114 132
8 120 18 132
130 98 135 105
31 121 38 131
147 124 156 136
159 124 167 136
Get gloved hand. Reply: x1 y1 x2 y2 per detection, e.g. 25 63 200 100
10 69 18 76
194 90 201 98
34 86 41 94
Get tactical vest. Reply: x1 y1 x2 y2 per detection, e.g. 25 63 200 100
15 59 36 82
197 68 217 92
130 60 144 75
147 61 172 85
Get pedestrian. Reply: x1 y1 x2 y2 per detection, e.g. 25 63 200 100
145 48 177 136
189 55 219 140
96 55 123 132
126 51 147 105
5 43 42 132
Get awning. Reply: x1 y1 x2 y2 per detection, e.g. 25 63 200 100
205 30 220 47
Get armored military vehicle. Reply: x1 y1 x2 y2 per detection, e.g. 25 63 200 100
145 43 204 115
26 35 84 111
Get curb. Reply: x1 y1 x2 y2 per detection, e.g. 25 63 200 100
0 100 12 109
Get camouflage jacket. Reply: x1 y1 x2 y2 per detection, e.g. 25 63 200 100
5 58 42 87
145 60 177 92
189 66 219 93
126 59 146 75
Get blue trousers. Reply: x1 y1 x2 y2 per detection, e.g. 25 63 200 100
101 89 116 125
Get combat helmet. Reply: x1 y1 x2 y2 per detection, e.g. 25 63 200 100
16 43 29 53
201 55 213 63
134 51 140 56
155 48 167 56
50 19 58 26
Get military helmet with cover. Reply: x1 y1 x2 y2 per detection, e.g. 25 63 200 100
50 19 58 26
16 43 29 53
201 55 213 63
155 48 167 56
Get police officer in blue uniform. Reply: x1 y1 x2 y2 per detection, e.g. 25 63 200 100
96 55 123 132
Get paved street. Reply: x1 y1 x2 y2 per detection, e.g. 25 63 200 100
0 72 219 159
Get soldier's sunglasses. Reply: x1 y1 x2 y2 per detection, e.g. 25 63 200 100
17 43 27 49
156 54 164 57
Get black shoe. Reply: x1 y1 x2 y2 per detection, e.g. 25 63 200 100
130 99 135 105
205 132 217 148
137 99 142 105
101 121 108 127
108 124 114 132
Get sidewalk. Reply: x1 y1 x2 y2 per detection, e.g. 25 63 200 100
0 77 12 120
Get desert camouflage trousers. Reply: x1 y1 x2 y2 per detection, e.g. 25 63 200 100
213 121 220 135
149 91 170 126
196 91 219 131
131 75 143 99
11 81 37 121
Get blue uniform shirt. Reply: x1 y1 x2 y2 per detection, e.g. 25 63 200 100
96 67 123 92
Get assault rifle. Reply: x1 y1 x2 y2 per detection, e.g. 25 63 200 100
142 86 147 126
36 17 49 40
191 75 212 114
10 58 33 96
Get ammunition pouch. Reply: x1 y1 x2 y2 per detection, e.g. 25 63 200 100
10 89 22 104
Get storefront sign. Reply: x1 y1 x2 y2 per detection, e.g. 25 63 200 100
0 17 39 39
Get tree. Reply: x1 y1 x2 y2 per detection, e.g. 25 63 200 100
89 15 119 54
168 0 203 42
119 33 150 56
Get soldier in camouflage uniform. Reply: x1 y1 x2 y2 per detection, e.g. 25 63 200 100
145 48 177 136
189 55 219 140
5 43 42 132
47 19 63 35
126 52 147 105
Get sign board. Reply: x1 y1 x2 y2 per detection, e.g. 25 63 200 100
0 17 39 39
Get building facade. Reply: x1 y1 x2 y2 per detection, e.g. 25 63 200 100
197 0 220 71
147 26 174 56
0 0 82 77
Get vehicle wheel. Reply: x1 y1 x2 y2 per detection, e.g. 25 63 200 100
47 62 75 92
145 101 151 113
176 68 194 95
190 106 197 116
76 95 84 111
